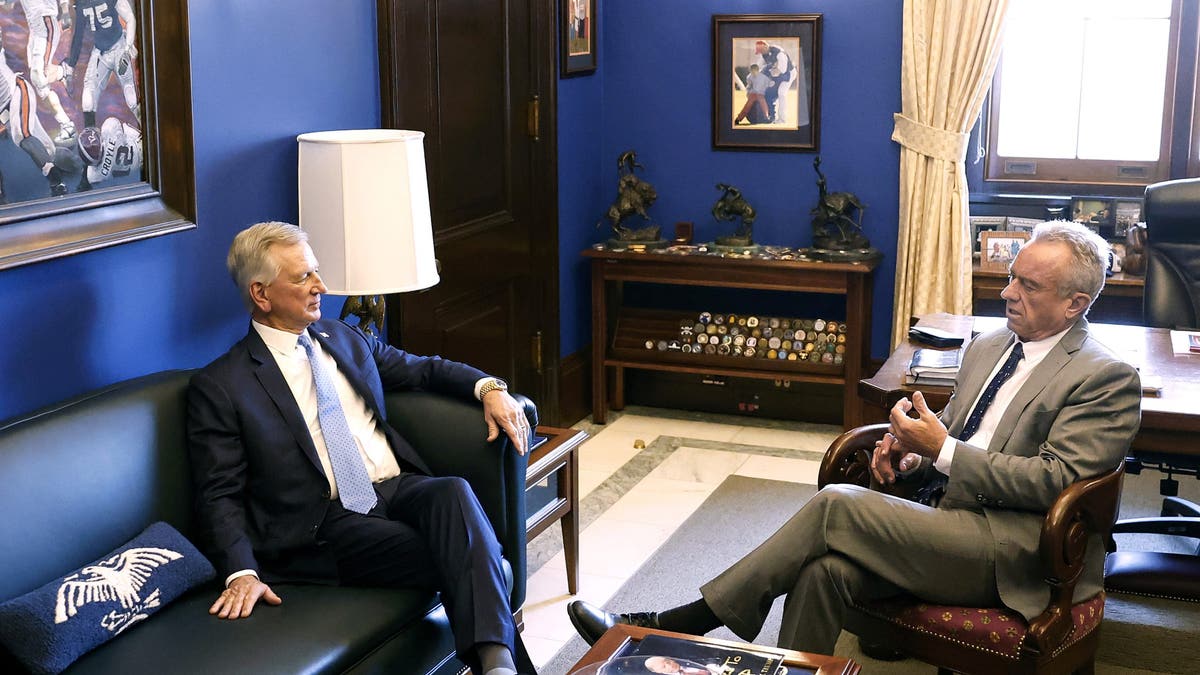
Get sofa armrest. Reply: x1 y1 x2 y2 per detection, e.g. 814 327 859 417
382 390 534 610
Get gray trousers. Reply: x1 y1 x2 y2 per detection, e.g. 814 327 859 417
699 483 1004 654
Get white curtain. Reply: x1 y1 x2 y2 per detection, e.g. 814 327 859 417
891 0 1011 347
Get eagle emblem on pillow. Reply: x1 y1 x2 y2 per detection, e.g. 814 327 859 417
55 547 183 633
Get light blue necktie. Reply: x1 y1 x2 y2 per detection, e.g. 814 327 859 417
297 333 377 514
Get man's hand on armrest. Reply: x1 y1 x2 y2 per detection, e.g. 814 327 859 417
482 389 530 456
209 573 281 620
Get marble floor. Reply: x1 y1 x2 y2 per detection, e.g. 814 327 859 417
519 407 842 670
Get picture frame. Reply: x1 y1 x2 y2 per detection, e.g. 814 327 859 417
712 14 821 151
1070 197 1114 237
560 0 597 76
969 215 1006 254
1113 198 1142 238
0 1 195 271
980 230 1030 269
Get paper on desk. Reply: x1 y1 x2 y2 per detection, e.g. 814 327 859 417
1169 330 1200 356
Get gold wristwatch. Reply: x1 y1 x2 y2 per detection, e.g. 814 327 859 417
479 378 508 398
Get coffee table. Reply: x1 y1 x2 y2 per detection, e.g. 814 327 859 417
568 625 860 675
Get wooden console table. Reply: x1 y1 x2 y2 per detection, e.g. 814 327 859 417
585 248 879 428
526 425 588 594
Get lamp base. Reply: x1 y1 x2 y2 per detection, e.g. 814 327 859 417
339 294 387 337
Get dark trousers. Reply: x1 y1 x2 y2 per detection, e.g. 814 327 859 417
317 473 515 671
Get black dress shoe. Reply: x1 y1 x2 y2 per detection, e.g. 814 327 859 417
857 637 907 661
567 600 660 645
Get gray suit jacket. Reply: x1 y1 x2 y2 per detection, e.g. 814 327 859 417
930 318 1140 620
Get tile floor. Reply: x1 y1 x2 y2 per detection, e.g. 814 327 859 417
520 407 841 669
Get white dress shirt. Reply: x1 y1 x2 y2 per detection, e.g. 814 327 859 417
254 321 403 493
934 323 1072 474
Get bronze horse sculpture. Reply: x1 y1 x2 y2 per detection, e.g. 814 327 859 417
602 150 661 242
810 156 869 250
711 183 756 246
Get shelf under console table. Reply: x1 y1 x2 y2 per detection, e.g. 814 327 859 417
584 247 879 428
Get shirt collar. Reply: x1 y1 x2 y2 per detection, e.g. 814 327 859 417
1015 322 1072 362
252 320 307 356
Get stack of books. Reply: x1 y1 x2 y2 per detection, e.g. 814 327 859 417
904 347 962 386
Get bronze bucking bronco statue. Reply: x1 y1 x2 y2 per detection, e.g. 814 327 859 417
810 156 870 251
711 183 757 248
601 150 663 244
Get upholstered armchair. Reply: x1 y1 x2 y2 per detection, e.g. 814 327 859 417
1103 177 1200 602
819 424 1124 675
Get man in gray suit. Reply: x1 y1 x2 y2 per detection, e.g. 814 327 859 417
567 220 1141 654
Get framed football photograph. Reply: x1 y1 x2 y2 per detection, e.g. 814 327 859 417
713 14 821 151
0 0 195 271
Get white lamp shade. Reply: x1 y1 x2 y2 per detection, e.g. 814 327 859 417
297 129 440 295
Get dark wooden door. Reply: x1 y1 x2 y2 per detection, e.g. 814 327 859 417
377 0 560 421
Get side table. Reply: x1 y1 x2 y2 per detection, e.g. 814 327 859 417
526 425 588 594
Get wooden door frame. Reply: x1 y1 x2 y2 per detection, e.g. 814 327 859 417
375 0 563 425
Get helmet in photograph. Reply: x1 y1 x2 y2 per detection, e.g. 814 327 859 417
77 126 102 166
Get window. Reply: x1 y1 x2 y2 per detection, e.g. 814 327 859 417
985 0 1183 186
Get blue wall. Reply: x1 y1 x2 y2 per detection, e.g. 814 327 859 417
0 1 377 420
558 0 903 360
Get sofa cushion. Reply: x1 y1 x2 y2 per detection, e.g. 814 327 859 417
0 523 215 675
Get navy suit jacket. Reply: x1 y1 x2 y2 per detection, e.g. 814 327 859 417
186 319 488 582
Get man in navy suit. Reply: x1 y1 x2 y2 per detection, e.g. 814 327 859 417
187 222 533 675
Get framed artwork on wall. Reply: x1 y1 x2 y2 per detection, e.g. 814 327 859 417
980 230 1030 270
712 14 821 151
0 0 195 271
561 0 597 76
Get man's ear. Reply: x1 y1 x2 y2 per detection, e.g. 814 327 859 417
1065 292 1091 320
249 281 271 314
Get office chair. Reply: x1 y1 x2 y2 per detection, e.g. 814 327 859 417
820 425 1123 674
1104 177 1200 602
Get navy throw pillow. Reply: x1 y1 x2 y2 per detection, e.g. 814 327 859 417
0 522 215 675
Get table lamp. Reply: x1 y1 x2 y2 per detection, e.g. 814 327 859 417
297 129 440 337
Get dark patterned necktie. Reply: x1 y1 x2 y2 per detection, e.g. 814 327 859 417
960 342 1025 442
915 342 1025 506
298 333 377 514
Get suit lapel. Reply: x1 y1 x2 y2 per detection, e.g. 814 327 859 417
310 327 384 417
987 319 1088 452
245 327 325 471
948 331 1016 437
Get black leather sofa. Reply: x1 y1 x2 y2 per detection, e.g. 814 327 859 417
0 370 532 674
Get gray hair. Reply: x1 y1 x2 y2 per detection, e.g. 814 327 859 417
1028 220 1110 306
227 221 308 311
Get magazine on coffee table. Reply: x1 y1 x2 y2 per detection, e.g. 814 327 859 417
610 633 812 675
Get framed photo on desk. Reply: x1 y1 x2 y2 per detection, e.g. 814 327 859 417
980 231 1028 269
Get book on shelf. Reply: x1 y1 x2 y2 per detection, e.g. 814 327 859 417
612 633 798 675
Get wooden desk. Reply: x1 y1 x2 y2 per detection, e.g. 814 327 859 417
570 624 860 675
526 425 588 594
859 313 1200 467
586 248 878 428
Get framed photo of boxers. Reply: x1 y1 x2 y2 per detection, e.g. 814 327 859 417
0 0 195 271
713 14 822 151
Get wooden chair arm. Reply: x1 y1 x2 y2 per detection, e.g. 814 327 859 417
818 424 887 489
818 423 925 501
1024 466 1125 656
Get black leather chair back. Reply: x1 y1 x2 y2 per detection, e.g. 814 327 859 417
1143 178 1200 329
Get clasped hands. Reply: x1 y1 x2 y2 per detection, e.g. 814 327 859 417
871 391 948 485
